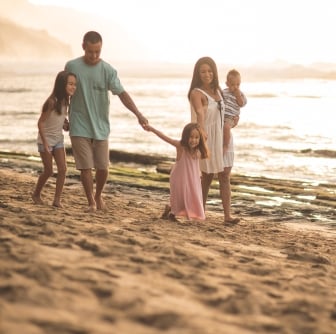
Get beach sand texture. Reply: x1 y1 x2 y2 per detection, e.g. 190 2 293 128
1 157 336 334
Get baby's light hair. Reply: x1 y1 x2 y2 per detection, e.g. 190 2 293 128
227 69 241 81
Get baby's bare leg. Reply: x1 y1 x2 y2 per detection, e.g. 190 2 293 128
223 122 231 153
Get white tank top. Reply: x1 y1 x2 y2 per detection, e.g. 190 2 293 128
37 105 67 146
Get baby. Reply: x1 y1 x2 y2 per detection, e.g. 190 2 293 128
222 69 247 153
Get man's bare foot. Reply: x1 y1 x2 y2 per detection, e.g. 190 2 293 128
95 196 107 211
31 193 44 205
85 204 96 213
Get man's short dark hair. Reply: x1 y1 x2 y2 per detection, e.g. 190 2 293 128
83 31 102 45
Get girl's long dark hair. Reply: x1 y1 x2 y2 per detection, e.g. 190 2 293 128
180 123 209 159
187 56 220 100
42 70 76 115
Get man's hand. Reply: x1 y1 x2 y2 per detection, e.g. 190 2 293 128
137 113 148 129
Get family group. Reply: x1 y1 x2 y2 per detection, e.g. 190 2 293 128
31 31 247 224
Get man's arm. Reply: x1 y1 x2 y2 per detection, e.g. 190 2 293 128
118 91 148 128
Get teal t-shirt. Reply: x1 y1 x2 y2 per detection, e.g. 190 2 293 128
65 57 125 140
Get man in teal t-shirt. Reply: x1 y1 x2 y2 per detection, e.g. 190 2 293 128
65 31 148 213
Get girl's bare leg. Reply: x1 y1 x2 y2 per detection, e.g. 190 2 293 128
32 151 53 204
161 204 171 219
52 147 67 208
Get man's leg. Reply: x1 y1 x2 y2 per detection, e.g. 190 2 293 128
93 139 109 210
80 168 96 212
95 168 108 210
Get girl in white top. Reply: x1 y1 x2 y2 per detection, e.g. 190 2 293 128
188 57 239 224
32 70 77 207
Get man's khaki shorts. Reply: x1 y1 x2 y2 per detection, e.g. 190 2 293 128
70 136 109 170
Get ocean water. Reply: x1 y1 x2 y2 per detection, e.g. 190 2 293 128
0 61 335 185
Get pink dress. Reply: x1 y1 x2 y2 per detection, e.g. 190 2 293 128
170 148 205 220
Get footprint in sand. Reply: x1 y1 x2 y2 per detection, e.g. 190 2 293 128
286 252 330 264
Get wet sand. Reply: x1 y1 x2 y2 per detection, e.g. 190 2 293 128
1 153 336 334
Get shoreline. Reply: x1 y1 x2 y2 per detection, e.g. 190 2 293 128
1 152 336 333
1 150 335 227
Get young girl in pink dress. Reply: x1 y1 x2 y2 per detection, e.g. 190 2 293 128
145 122 209 221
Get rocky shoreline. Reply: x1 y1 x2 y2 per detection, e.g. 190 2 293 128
1 150 335 227
1 150 336 334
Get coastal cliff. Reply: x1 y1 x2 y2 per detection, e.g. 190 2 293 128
0 18 72 60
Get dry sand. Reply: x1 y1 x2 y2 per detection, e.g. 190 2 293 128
1 166 336 334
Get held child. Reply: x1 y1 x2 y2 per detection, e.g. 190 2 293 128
145 122 209 221
31 70 77 207
222 69 247 153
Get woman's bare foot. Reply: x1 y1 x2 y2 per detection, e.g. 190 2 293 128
224 217 240 225
31 193 44 205
52 202 63 208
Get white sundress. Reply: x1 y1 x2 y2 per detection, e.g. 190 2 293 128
191 88 234 172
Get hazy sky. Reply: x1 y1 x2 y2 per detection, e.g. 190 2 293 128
29 0 336 65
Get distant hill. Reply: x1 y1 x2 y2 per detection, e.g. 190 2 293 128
0 1 336 79
0 18 72 60
0 0 147 62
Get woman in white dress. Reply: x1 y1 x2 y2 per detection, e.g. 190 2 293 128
188 57 239 224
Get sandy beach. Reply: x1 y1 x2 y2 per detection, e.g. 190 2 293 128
1 152 336 334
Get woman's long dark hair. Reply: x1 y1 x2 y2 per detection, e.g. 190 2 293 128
187 56 220 100
42 70 76 115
